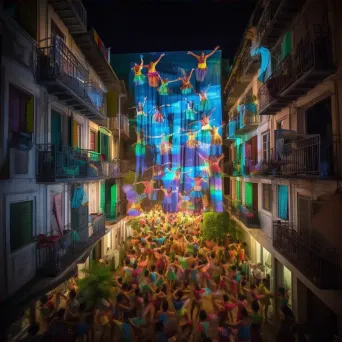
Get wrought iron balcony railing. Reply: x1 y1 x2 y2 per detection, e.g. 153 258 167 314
254 135 339 178
36 36 106 119
258 25 335 115
108 115 130 137
235 103 259 134
239 206 260 228
226 198 242 218
36 144 112 183
273 220 341 289
36 213 105 276
244 158 258 176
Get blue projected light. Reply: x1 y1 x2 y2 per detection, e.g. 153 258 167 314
112 49 224 215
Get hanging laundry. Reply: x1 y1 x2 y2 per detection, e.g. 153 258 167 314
71 186 85 209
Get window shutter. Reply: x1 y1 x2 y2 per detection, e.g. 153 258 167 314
73 121 79 147
26 96 34 133
10 201 33 251
100 182 105 213
245 182 253 208
281 31 292 60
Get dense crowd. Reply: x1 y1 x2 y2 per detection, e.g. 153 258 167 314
22 210 297 342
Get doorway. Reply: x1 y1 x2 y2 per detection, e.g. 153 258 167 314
305 97 334 176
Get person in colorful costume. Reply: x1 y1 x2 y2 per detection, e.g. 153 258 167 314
187 46 220 82
179 68 194 95
144 53 165 87
157 74 180 95
133 126 147 180
186 174 208 213
149 104 171 123
184 99 197 120
195 84 211 111
131 55 146 85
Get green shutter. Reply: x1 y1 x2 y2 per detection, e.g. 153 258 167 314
100 182 105 213
51 111 61 147
281 32 292 60
245 182 253 208
10 201 33 251
236 181 241 201
110 184 117 218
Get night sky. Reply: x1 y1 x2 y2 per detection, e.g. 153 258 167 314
82 0 257 60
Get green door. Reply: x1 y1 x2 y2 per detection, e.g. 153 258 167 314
110 184 117 219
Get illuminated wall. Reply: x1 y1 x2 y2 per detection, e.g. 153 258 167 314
112 50 223 214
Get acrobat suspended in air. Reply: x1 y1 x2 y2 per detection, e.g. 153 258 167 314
144 53 165 88
187 46 220 82
132 55 146 85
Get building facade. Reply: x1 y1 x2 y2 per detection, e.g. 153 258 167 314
223 0 342 339
0 0 130 338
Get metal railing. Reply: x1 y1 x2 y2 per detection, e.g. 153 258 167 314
107 115 130 136
36 214 105 276
227 198 242 218
36 144 111 182
105 200 127 221
244 158 258 175
257 0 279 41
36 36 105 114
258 79 276 113
228 119 237 138
273 220 341 289
239 206 260 228
260 135 339 178
236 104 259 132
70 0 88 29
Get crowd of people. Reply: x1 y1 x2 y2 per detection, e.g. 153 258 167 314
22 210 297 342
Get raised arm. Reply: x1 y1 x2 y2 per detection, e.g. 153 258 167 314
154 53 165 66
208 107 216 118
142 97 147 107
205 46 220 59
198 153 208 163
140 55 144 67
217 154 225 163
187 51 200 59
168 78 181 84
189 68 195 79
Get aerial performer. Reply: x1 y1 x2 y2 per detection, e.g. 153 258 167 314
129 97 147 126
133 126 147 181
199 153 225 176
210 124 224 146
187 46 220 82
160 186 177 213
157 74 180 95
144 53 165 87
195 84 211 112
165 167 192 187
186 174 208 213
148 130 180 156
133 180 157 200
246 27 271 83
131 55 146 85
183 99 197 121
180 128 200 148
179 68 194 95
194 107 216 145
149 104 171 123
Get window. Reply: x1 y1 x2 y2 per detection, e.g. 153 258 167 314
88 183 99 214
51 20 65 41
72 121 81 148
10 200 33 251
262 183 272 212
8 85 34 137
90 130 97 151
278 185 289 220
4 0 37 39
262 132 270 160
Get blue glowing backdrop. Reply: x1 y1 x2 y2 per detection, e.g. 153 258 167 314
112 49 224 215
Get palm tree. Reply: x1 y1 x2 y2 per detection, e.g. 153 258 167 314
77 262 113 309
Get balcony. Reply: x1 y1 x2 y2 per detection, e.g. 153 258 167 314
72 29 120 89
223 161 235 176
36 36 106 120
225 49 260 109
273 221 341 289
37 214 105 276
258 25 336 115
49 0 87 34
227 119 238 140
108 115 130 139
257 0 307 47
239 206 260 228
226 198 242 218
279 25 336 99
36 145 113 183
106 159 130 178
235 103 259 135
105 200 128 222
244 157 258 176
258 134 339 178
